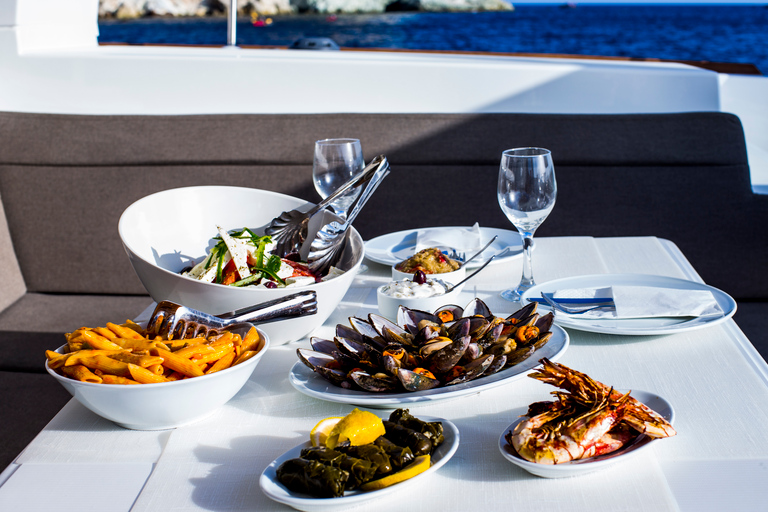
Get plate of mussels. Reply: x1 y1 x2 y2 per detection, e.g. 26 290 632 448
289 299 569 408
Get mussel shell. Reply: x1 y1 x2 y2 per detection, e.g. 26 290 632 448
505 345 535 366
350 370 400 392
484 354 507 376
396 368 442 392
397 307 442 335
506 302 537 324
334 337 382 369
369 313 415 346
463 298 493 318
534 312 554 333
297 349 349 386
444 354 494 385
309 337 337 355
425 335 470 373
348 317 387 350
433 304 464 323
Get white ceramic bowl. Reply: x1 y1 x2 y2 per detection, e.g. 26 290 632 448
391 265 466 293
46 324 269 430
118 186 364 345
376 279 464 320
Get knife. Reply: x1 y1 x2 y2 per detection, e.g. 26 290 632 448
529 293 615 305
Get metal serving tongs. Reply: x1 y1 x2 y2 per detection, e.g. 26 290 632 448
265 156 386 258
308 155 390 276
147 290 317 340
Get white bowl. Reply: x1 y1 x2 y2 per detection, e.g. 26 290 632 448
46 324 269 430
118 186 364 345
376 280 464 320
391 265 466 293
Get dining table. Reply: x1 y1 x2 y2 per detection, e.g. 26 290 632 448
1 235 767 512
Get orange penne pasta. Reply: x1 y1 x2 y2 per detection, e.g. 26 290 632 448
106 322 145 340
79 330 124 351
93 326 118 339
151 347 204 378
111 338 169 352
205 351 236 374
147 364 165 375
61 364 103 383
64 349 127 367
233 350 259 366
101 375 140 385
128 363 168 384
107 352 164 368
76 354 131 377
193 343 234 365
174 343 218 359
240 327 261 353
46 350 71 369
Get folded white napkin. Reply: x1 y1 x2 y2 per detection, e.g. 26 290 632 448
415 223 482 256
553 285 724 319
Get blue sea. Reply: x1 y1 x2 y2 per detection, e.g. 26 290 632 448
98 4 768 74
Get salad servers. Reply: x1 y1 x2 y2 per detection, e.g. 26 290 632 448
265 155 387 258
309 156 390 275
147 290 318 339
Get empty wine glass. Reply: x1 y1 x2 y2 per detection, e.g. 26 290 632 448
313 138 364 219
497 147 557 302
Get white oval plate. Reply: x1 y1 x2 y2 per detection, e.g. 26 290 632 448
289 325 568 408
260 416 459 512
364 226 522 268
498 390 674 478
521 274 737 335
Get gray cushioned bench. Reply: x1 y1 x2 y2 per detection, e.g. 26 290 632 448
1 111 765 469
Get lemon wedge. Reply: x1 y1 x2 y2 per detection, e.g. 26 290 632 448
309 417 343 447
325 408 386 449
359 454 431 491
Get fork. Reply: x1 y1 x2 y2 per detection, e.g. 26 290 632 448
147 290 317 340
539 293 615 315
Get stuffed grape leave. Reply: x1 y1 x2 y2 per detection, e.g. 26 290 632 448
276 458 348 498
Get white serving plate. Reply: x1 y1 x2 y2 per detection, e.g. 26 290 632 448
522 273 737 335
260 416 459 512
498 390 674 478
364 226 522 268
289 325 569 408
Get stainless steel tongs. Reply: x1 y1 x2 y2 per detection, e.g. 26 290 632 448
308 155 390 275
264 156 386 258
146 290 317 340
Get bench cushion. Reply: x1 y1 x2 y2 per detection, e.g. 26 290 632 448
0 111 761 302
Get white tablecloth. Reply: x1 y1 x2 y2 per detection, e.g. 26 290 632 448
3 237 767 512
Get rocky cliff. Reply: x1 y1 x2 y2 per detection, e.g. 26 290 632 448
99 0 513 19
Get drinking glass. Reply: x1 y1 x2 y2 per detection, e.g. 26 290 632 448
313 138 364 219
497 147 557 302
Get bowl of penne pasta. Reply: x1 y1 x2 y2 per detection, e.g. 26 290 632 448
45 320 269 430
118 186 364 345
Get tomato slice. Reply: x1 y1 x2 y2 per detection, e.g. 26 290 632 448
221 259 239 285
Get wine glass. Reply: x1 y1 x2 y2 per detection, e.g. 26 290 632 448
497 147 557 302
312 138 364 219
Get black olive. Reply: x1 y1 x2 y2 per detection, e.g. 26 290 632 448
265 281 278 289
413 270 427 285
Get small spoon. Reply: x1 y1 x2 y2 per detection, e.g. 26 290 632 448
445 254 496 293
457 235 498 269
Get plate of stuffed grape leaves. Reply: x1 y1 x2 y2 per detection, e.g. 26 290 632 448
260 408 459 511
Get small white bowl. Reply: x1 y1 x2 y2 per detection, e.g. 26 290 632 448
46 324 269 430
391 265 466 293
377 279 464 320
118 186 364 345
